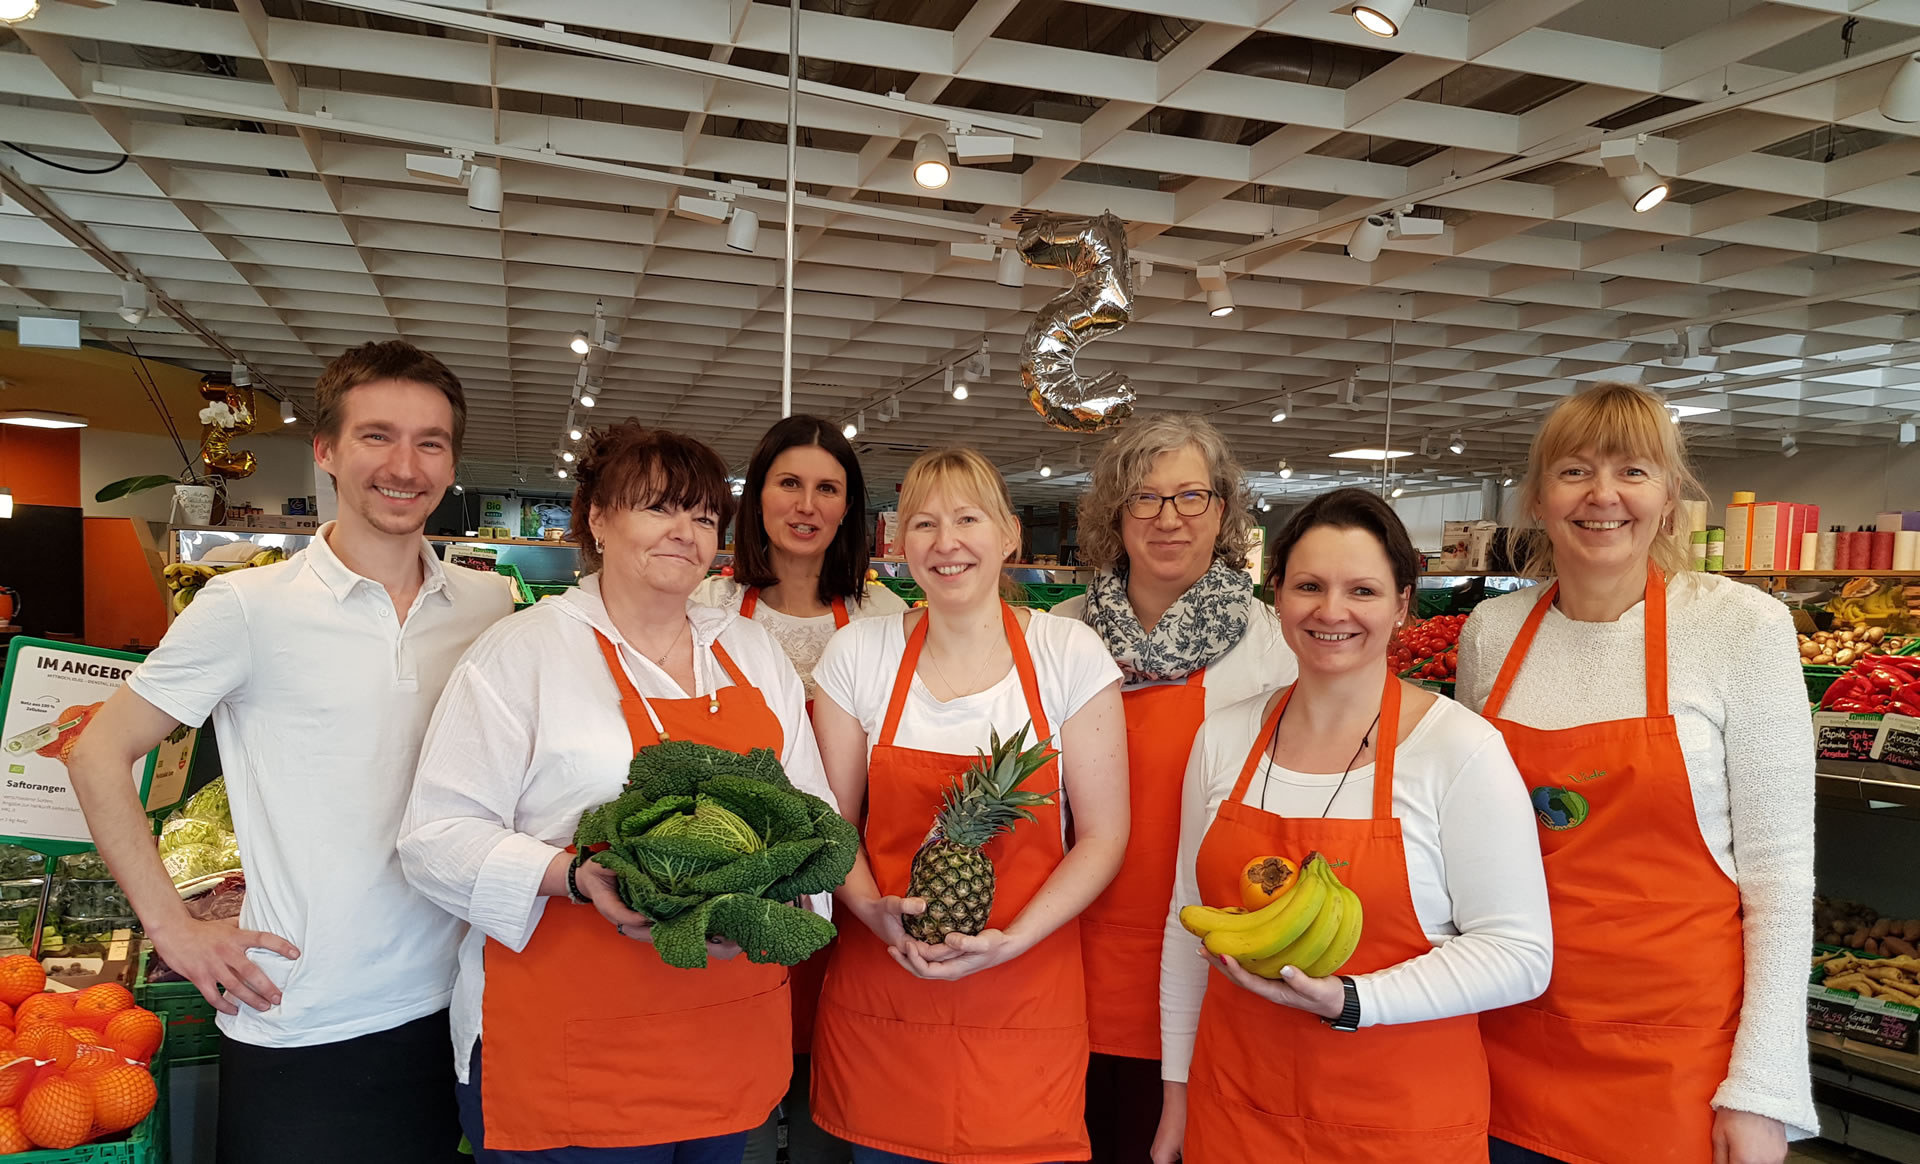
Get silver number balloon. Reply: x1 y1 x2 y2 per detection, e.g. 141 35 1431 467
1017 212 1136 432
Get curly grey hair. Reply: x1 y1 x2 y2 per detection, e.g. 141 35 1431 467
1078 414 1256 573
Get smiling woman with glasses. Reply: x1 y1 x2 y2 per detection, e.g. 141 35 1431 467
1051 415 1296 1163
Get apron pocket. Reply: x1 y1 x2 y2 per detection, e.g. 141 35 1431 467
563 981 789 1146
1190 1085 1485 1164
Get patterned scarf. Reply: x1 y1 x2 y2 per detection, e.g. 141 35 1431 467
1081 560 1253 686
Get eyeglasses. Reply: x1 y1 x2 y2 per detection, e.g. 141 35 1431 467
1126 490 1219 520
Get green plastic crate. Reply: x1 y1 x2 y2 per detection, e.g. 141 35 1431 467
526 582 573 600
876 578 924 604
135 946 221 1066
494 563 534 609
1020 583 1086 610
4 1044 168 1163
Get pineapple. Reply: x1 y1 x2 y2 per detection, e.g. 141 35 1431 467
904 725 1060 943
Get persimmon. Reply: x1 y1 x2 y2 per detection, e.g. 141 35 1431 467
1240 855 1301 910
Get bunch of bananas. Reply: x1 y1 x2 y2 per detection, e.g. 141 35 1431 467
162 548 286 613
1179 851 1364 980
1827 578 1907 626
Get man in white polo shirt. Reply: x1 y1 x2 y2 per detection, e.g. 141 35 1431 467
68 342 512 1163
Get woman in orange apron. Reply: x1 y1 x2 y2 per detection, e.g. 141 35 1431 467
808 448 1129 1163
1456 383 1818 1164
1050 416 1294 1162
691 416 907 1164
402 424 839 1162
1153 487 1552 1164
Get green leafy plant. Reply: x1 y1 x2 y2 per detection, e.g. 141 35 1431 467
573 739 858 969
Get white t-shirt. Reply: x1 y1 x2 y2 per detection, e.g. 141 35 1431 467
1160 690 1554 1082
398 576 835 1084
127 523 513 1048
1048 593 1297 712
1456 571 1819 1139
692 576 908 700
813 611 1123 796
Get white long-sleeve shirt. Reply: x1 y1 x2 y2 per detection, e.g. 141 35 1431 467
1160 691 1553 1082
1456 571 1819 1140
399 575 835 1083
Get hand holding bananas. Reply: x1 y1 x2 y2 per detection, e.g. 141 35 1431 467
1180 852 1364 991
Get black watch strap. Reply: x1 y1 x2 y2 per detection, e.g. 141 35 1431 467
1327 975 1361 1032
566 849 593 905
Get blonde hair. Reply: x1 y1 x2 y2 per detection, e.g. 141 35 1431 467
898 448 1023 600
1511 381 1705 581
1078 414 1256 572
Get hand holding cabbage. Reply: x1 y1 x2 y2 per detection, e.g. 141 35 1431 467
572 740 857 969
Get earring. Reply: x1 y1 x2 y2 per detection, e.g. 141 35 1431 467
595 538 604 554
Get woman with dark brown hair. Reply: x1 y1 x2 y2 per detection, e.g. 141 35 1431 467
402 422 836 1163
1153 487 1550 1164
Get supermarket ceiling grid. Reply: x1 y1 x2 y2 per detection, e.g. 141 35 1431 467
6 0 1920 499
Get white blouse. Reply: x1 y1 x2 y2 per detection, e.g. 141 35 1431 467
399 575 835 1084
692 575 908 700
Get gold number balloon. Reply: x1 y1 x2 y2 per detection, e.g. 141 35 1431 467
198 379 258 480
1016 211 1137 433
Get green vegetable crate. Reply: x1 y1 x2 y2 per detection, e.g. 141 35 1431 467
134 946 221 1066
1018 583 1085 610
5 1047 168 1164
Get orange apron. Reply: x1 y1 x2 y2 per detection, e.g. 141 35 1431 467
741 584 850 1054
812 604 1091 1164
477 630 794 1152
1081 670 1206 1060
1186 672 1490 1163
1479 568 1743 1164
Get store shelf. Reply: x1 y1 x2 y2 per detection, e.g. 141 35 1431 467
1721 570 1920 578
1811 1033 1920 1133
1815 761 1920 809
429 535 577 548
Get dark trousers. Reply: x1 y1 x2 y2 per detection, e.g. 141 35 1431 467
1085 1052 1163 1163
455 1041 749 1163
217 1009 463 1164
1489 1139 1566 1164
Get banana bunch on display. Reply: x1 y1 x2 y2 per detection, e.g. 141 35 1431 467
163 548 286 613
1180 852 1364 980
1827 578 1907 627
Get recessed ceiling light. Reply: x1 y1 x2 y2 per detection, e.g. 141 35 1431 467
1328 448 1412 460
0 410 87 429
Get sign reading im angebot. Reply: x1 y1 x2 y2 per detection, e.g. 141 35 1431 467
0 638 195 854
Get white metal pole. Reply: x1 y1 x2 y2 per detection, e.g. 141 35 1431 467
783 0 798 419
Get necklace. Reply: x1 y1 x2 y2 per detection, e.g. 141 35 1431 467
925 635 998 698
640 620 686 666
1259 689 1384 818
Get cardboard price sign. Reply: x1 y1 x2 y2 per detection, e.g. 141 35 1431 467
0 638 195 855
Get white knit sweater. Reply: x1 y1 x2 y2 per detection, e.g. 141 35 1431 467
1456 572 1819 1140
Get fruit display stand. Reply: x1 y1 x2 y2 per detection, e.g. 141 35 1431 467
130 950 217 1068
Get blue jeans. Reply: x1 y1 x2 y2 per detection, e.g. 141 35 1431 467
1488 1139 1566 1164
455 1042 750 1163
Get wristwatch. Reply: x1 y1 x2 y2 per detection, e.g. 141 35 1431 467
1324 976 1361 1032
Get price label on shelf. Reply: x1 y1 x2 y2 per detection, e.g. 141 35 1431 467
1843 994 1920 1053
1807 984 1859 1034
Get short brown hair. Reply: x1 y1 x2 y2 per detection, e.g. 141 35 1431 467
1267 486 1421 599
567 421 736 574
312 341 468 457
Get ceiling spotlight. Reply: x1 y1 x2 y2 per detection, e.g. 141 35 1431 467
569 426 583 441
556 467 569 480
1353 0 1412 37
465 163 503 212
1278 460 1293 480
731 479 745 497
1205 287 1235 317
117 279 148 326
843 420 858 439
1040 464 1052 478
1501 470 1514 487
1616 165 1670 213
0 0 40 23
1390 485 1405 498
1338 371 1362 410
562 449 576 463
1903 421 1917 446
1881 54 1920 122
279 398 295 424
1258 498 1270 512
996 247 1026 288
912 133 951 189
1346 215 1390 262
963 348 991 381
230 361 251 387
952 383 968 401
579 391 596 408
726 207 759 253
1782 432 1798 458
569 331 591 355
1660 343 1686 366
1448 432 1466 456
